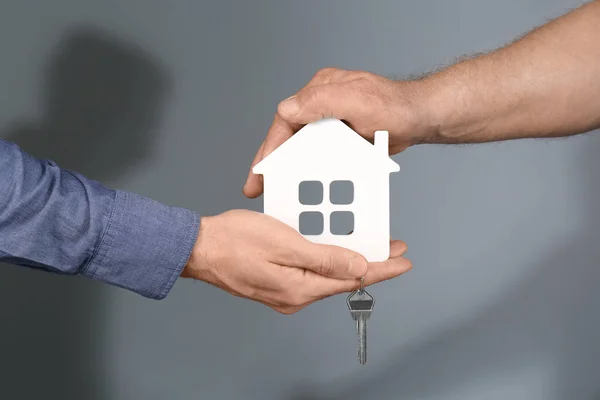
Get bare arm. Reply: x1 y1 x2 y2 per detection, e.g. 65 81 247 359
422 0 600 144
244 0 600 197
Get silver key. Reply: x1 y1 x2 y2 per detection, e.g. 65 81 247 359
347 285 374 365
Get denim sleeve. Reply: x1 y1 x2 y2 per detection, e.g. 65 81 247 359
0 139 200 300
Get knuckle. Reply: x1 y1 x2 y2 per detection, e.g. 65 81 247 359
277 306 301 315
354 76 376 90
319 251 336 276
288 292 306 307
315 67 339 78
280 287 307 307
351 71 376 81
275 306 294 315
300 88 327 117
273 289 304 308
305 87 321 105
244 287 261 302
271 111 280 124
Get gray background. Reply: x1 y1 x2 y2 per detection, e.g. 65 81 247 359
0 0 598 399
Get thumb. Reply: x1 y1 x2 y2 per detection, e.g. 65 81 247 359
277 82 359 124
289 241 368 280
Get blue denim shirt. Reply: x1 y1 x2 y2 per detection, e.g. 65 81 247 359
0 139 200 299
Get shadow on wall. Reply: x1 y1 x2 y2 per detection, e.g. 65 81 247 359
287 134 600 400
0 26 170 400
3 25 170 182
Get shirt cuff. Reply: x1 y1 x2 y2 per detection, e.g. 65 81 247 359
81 190 200 300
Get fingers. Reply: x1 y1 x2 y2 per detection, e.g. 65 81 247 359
306 67 371 86
243 67 396 199
277 82 359 124
242 141 266 198
261 114 302 164
265 241 411 315
301 241 411 298
267 252 413 315
293 239 407 281
289 241 369 280
280 239 408 298
243 115 301 198
363 255 412 286
390 240 408 258
302 254 411 302
242 69 345 198
242 68 366 198
361 240 410 286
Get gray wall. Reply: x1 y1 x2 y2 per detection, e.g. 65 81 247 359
0 1 597 399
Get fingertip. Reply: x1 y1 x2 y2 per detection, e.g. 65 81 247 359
363 256 413 285
390 240 408 257
278 95 300 119
404 257 413 273
242 180 252 197
242 185 254 198
348 254 368 279
395 257 413 274
242 180 263 199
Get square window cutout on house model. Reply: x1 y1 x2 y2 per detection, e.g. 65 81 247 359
252 117 399 262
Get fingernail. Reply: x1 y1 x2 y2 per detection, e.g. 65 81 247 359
348 256 368 278
279 95 300 116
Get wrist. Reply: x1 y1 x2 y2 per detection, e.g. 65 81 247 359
182 215 215 281
390 79 450 146
413 56 496 145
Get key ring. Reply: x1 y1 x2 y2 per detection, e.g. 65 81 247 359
357 276 365 297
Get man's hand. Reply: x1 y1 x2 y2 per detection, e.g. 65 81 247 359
182 209 411 314
244 2 600 199
243 67 433 198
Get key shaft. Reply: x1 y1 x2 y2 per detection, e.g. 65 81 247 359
358 317 367 364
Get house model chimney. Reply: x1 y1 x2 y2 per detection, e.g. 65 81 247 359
374 130 389 155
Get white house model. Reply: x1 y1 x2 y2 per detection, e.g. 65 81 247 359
253 117 399 262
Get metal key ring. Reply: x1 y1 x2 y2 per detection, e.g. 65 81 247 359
358 276 365 297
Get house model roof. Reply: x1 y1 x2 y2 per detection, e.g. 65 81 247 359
253 117 400 175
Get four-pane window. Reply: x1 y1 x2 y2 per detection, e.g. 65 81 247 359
298 180 354 235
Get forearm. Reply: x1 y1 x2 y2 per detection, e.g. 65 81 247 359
0 139 199 299
416 0 600 144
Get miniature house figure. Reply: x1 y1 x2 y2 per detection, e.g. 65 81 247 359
253 117 399 262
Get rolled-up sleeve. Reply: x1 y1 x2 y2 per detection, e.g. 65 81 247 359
0 139 200 300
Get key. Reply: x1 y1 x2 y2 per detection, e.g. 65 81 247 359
347 286 374 365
